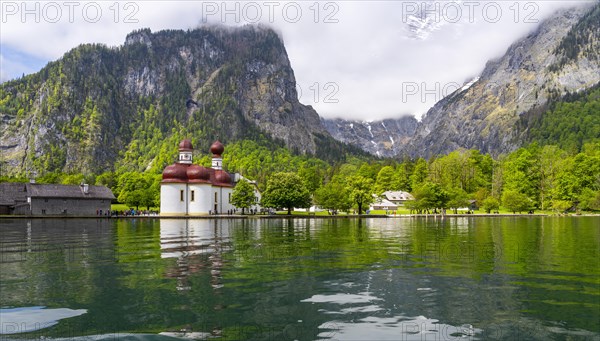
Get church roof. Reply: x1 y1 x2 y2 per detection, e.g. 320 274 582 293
210 140 224 156
162 139 233 187
179 139 193 151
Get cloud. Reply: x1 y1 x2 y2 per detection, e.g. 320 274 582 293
0 0 591 119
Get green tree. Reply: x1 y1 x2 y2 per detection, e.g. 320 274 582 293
410 158 429 190
61 173 85 185
578 188 600 211
37 172 64 184
391 162 411 191
553 152 600 204
502 147 541 207
375 166 395 193
356 163 380 181
502 190 532 214
474 188 490 206
298 165 323 194
96 171 117 191
261 172 311 215
231 179 256 214
481 197 500 214
447 187 470 214
346 176 374 214
551 199 572 213
139 187 156 211
411 182 449 214
538 145 567 210
314 180 352 214
117 172 155 210
147 173 162 209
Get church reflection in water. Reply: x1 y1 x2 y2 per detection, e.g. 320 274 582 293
159 219 232 292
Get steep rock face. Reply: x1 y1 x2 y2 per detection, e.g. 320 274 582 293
320 4 598 158
322 117 418 158
406 4 600 157
121 26 327 154
0 26 330 175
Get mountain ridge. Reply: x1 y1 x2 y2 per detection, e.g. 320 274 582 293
0 25 364 176
326 3 599 158
1 4 598 177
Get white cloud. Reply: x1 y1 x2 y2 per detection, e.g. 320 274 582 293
0 0 591 119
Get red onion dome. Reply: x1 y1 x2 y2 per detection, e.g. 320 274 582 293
214 170 232 184
162 163 188 181
187 164 210 181
179 139 193 151
210 140 224 156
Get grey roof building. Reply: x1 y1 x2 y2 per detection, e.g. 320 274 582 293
0 183 115 216
381 191 414 205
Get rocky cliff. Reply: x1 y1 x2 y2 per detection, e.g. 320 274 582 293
325 3 599 158
322 117 418 158
1 4 598 176
0 26 344 176
406 3 599 157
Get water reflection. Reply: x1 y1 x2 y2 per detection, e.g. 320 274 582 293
160 220 231 292
0 217 598 340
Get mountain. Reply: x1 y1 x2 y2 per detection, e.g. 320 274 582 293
321 117 418 158
2 4 597 176
0 26 360 176
325 3 599 158
407 3 600 157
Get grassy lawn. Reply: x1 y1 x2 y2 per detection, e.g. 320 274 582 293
111 204 129 211
111 203 159 212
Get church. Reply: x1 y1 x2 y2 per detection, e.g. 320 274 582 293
160 139 238 216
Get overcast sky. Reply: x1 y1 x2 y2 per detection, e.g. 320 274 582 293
0 1 592 120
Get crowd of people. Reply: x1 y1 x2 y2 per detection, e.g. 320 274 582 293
97 209 159 217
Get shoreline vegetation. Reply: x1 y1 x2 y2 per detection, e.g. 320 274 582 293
2 142 598 217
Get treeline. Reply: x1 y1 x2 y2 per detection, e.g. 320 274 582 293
520 84 600 152
2 141 598 213
549 3 599 72
306 142 599 214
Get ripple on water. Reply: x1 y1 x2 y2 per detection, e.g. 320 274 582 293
0 306 87 334
301 293 383 304
316 315 481 340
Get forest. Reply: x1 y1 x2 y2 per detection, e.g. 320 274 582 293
2 140 598 214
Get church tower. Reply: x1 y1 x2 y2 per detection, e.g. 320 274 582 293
160 139 235 216
178 139 193 164
210 140 224 170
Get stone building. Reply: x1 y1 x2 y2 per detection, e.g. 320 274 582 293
0 182 115 216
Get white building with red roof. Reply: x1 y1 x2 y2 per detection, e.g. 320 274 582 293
160 139 237 216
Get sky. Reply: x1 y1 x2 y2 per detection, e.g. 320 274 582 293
0 0 593 120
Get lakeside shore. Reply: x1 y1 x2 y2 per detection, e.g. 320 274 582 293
2 213 597 220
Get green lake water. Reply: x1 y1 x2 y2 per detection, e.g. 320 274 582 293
0 217 599 340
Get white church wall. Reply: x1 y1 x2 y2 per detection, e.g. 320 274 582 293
160 183 188 216
188 183 213 215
